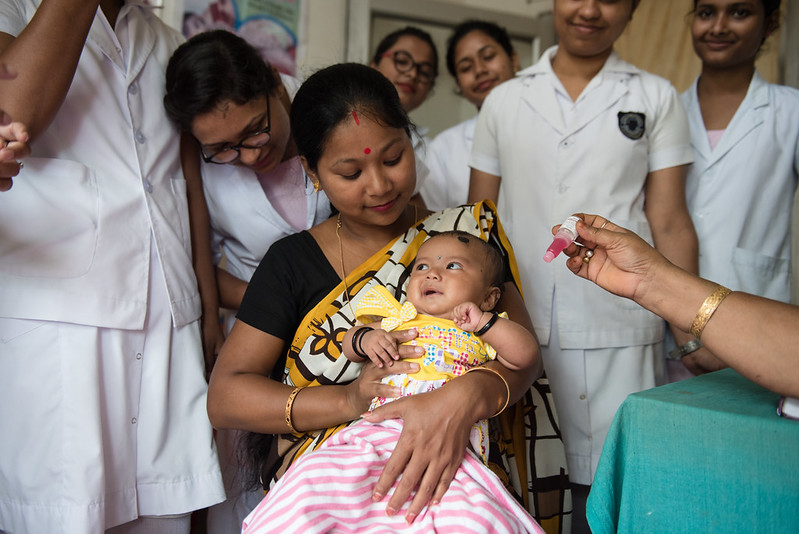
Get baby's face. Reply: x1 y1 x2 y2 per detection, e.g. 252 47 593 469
406 234 493 319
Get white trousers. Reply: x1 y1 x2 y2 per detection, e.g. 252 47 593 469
541 305 664 485
0 242 224 533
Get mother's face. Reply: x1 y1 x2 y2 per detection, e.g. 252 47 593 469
307 113 416 230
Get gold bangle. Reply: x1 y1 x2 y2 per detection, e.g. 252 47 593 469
285 387 302 434
689 285 732 339
465 366 510 417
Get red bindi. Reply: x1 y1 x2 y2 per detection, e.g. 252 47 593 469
352 111 360 125
364 148 371 154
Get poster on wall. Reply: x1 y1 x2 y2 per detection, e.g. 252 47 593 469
183 0 300 75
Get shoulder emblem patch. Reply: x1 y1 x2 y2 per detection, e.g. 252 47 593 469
618 111 646 140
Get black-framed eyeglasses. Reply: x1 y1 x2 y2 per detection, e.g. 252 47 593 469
382 50 436 84
200 95 272 164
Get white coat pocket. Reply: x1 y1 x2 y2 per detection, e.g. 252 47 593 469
0 157 99 278
730 247 791 302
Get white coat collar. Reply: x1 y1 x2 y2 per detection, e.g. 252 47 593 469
517 46 634 136
86 1 156 78
685 71 769 164
517 46 639 77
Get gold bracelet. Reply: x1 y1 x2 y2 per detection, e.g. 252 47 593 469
689 285 732 339
285 387 302 434
465 366 510 417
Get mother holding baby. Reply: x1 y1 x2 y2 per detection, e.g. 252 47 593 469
207 63 570 532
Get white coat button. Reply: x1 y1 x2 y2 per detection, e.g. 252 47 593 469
143 179 153 193
579 394 586 400
136 353 142 360
557 183 570 194
135 130 146 144
129 83 139 95
131 417 137 424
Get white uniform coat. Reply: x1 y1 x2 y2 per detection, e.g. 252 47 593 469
0 2 225 532
422 115 476 211
682 72 799 302
471 47 693 348
411 126 430 196
471 47 693 484
0 1 199 329
203 163 332 283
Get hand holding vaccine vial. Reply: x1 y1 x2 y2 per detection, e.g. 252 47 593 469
543 215 580 263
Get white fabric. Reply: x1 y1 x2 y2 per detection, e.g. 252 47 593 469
470 46 690 483
0 0 200 330
0 2 225 532
421 115 477 211
203 158 331 283
0 240 224 533
411 126 430 196
682 72 799 302
106 514 191 534
471 46 693 347
543 305 663 485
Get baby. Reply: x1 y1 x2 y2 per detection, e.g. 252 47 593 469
240 231 544 533
344 230 537 460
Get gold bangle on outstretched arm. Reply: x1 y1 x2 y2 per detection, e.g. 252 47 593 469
464 366 510 417
689 285 732 339
285 387 302 434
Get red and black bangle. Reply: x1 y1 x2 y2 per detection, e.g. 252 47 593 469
351 326 374 360
474 312 499 337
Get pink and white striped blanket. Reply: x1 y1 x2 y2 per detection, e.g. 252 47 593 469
242 419 544 533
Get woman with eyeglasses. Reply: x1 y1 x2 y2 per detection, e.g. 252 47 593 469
370 26 438 115
163 29 331 532
370 26 439 187
165 29 331 330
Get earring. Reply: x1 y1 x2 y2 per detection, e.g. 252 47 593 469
313 181 321 193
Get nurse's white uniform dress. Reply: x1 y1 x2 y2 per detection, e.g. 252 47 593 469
0 2 225 532
471 46 694 484
682 71 799 302
422 115 477 211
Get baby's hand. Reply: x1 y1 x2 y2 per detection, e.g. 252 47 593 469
359 328 402 368
452 302 486 332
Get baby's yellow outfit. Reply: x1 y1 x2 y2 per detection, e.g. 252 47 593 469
356 285 505 461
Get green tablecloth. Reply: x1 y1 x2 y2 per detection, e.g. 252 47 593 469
587 369 799 533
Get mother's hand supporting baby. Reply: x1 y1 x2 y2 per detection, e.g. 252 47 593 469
344 350 421 417
361 377 481 523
